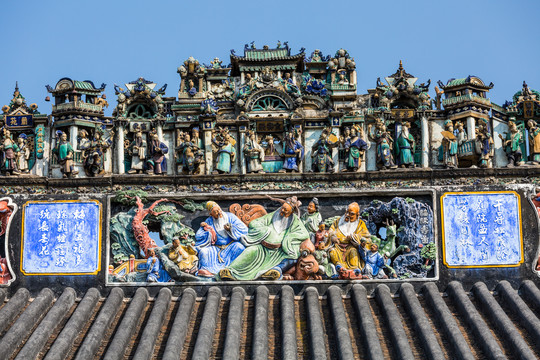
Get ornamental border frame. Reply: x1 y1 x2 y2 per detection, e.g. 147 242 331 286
0 197 17 287
104 188 439 287
20 199 103 276
440 191 524 269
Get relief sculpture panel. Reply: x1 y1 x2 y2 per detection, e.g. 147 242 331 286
107 191 436 284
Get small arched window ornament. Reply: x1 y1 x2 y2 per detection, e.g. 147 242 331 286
128 104 153 119
252 96 288 111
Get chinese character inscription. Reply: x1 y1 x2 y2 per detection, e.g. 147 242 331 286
442 192 522 267
22 201 101 274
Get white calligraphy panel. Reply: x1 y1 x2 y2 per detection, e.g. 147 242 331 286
442 192 523 267
21 200 102 274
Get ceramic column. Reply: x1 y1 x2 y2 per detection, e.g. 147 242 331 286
332 127 340 172
41 124 50 177
69 125 78 150
155 119 167 173
467 116 475 139
203 126 213 174
360 123 367 172
239 128 246 175
155 119 164 143
421 114 429 168
198 78 204 93
115 119 126 174
179 79 185 96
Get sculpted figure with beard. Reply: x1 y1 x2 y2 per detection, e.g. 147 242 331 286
396 122 415 168
195 201 248 277
328 202 371 272
219 196 309 281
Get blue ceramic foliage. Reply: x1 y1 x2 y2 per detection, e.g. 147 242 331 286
22 201 101 274
442 192 522 267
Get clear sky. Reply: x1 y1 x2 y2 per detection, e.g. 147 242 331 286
0 0 538 116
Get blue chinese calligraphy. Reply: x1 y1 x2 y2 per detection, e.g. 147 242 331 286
22 201 101 274
442 192 523 267
5 115 34 128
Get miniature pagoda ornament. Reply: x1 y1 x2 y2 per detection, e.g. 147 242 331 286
2 83 48 176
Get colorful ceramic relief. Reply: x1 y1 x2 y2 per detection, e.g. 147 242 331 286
108 192 436 284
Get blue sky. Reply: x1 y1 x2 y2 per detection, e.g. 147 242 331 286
0 0 538 116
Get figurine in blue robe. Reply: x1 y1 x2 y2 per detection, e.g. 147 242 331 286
359 243 388 279
195 201 248 277
146 249 161 282
281 130 304 172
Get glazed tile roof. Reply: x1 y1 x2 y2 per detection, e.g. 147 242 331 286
232 49 305 62
73 81 97 91
245 49 289 61
442 93 491 106
1 280 539 359
446 78 467 87
443 76 493 90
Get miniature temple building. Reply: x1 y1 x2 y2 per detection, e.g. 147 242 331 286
499 81 540 166
364 61 431 171
46 78 113 177
0 83 49 176
173 56 233 175
112 77 174 175
435 76 495 168
230 43 307 174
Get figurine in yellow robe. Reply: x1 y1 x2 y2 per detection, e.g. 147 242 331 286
168 238 198 273
329 202 371 271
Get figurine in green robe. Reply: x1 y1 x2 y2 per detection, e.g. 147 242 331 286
0 129 20 175
395 122 415 168
219 196 309 281
212 128 236 174
300 197 322 238
499 121 523 167
52 131 78 178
